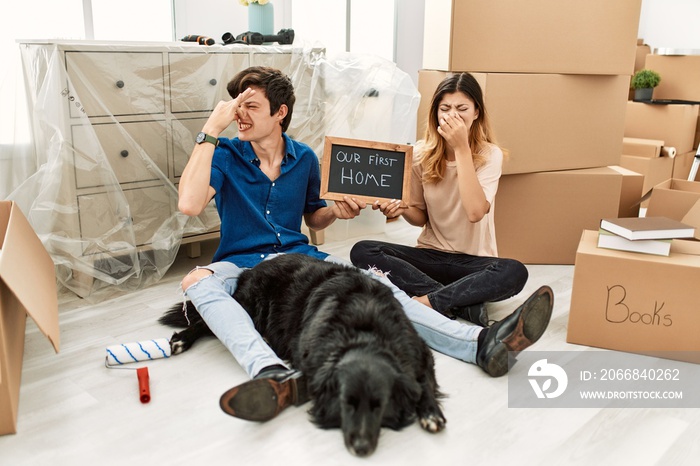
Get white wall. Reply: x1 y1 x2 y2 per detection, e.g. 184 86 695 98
638 0 700 50
172 0 291 45
394 0 425 86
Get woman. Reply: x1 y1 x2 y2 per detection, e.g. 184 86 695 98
351 72 529 326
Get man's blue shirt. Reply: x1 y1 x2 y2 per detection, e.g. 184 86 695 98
209 133 329 267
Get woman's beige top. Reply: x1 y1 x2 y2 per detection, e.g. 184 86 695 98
410 143 503 257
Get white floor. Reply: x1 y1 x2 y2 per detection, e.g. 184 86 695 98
2 217 700 465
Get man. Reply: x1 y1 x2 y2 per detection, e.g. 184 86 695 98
177 66 553 422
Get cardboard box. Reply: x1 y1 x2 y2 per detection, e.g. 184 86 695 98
0 201 60 435
671 150 700 181
567 229 700 363
622 137 664 158
624 101 699 154
494 166 642 264
646 178 700 223
619 154 674 207
628 41 653 100
422 0 642 75
645 178 700 241
634 41 651 72
610 165 647 219
417 70 629 174
681 200 700 241
644 54 700 103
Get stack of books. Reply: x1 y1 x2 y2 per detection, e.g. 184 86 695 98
597 216 696 256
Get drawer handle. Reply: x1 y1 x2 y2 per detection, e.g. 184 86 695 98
209 78 217 86
116 80 125 89
120 150 129 158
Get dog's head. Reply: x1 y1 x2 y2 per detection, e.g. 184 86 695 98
318 349 421 457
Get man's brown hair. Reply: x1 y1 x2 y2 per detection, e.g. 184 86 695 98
227 66 296 132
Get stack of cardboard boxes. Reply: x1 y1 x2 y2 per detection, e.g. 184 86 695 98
417 0 644 264
620 51 700 186
621 102 699 193
417 1 700 361
567 47 700 359
628 39 652 100
568 179 700 362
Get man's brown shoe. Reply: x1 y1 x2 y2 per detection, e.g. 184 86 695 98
219 368 309 422
476 285 554 377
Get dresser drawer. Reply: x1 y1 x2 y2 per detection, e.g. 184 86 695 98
171 117 238 178
168 52 249 113
72 121 168 188
65 51 165 117
78 185 173 255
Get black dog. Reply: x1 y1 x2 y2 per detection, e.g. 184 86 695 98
159 254 446 456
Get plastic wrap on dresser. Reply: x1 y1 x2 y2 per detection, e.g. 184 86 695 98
8 40 419 297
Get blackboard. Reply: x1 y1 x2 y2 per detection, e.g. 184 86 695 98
320 136 413 206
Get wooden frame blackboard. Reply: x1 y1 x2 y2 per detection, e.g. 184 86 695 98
320 136 413 206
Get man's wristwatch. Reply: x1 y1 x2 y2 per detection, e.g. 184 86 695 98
195 131 219 147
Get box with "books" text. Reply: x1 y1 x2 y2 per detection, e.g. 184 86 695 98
567 230 700 362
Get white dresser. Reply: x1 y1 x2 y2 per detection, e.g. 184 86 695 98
19 40 325 296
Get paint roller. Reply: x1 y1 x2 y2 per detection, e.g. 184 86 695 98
105 338 172 403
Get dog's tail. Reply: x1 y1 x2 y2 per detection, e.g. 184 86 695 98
158 301 201 328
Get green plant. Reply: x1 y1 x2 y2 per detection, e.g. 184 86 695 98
631 69 661 89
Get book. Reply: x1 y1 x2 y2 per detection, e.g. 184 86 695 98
599 216 696 241
597 228 672 256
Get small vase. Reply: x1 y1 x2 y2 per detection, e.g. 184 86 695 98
248 2 274 35
634 87 653 102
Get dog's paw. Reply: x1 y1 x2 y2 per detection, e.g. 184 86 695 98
419 412 446 433
169 331 192 355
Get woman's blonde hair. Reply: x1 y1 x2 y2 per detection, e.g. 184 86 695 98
420 72 499 183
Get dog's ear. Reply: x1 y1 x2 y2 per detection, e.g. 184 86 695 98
312 358 340 392
387 373 421 427
308 360 341 427
394 372 421 403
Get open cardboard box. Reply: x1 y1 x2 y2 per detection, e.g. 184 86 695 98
645 178 700 242
567 230 700 363
619 155 674 208
646 178 700 223
671 150 700 182
0 201 60 435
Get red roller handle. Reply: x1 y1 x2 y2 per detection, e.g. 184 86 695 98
137 367 151 403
